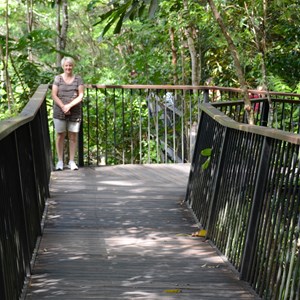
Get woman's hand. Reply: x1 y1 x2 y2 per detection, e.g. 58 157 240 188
62 104 71 115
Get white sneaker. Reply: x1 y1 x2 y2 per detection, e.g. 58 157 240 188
68 161 78 170
56 161 64 171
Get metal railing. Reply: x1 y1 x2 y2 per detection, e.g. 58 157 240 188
49 85 300 167
213 90 300 133
0 85 51 300
50 85 249 166
1 83 299 300
78 85 209 166
185 102 300 299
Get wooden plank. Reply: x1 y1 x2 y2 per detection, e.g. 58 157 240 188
25 164 260 299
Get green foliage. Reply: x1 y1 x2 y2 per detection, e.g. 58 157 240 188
201 148 212 170
88 16 174 85
0 0 58 117
89 0 159 37
267 75 292 93
1 0 300 120
294 82 300 94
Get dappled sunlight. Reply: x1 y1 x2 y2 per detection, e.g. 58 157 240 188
104 230 224 264
25 165 258 299
29 274 63 293
47 214 61 219
98 180 138 186
64 255 85 261
121 290 179 299
105 235 158 248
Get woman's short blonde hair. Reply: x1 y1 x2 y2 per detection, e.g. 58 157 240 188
61 57 75 67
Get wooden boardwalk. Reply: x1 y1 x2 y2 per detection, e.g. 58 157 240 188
25 164 259 299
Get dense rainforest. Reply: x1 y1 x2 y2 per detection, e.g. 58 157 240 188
1 0 300 120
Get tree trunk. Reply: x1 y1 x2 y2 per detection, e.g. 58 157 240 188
184 25 200 86
26 0 33 61
60 0 69 51
169 27 178 85
180 32 187 85
56 0 69 68
56 0 61 67
2 0 14 112
207 0 254 124
262 0 273 127
245 0 273 127
183 0 200 86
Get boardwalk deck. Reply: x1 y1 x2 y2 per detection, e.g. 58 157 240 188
25 164 259 299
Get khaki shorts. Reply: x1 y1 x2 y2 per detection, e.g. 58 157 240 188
54 118 81 133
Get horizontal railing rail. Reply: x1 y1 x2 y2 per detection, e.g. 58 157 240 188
185 102 300 299
0 84 51 300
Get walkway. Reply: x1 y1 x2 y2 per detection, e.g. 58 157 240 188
25 164 259 299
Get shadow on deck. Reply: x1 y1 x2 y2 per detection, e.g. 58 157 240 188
25 164 259 299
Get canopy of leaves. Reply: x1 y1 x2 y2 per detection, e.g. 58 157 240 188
1 0 300 119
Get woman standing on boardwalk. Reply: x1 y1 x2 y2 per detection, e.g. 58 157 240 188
51 57 84 170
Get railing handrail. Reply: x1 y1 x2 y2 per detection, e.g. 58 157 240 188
202 102 300 145
0 84 49 141
3 84 298 154
85 84 300 97
0 84 51 300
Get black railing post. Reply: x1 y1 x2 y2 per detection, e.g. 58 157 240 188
260 99 269 127
203 89 210 103
240 136 272 281
105 88 108 165
78 112 84 167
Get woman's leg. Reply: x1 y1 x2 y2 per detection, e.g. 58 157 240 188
56 131 66 162
68 131 78 162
